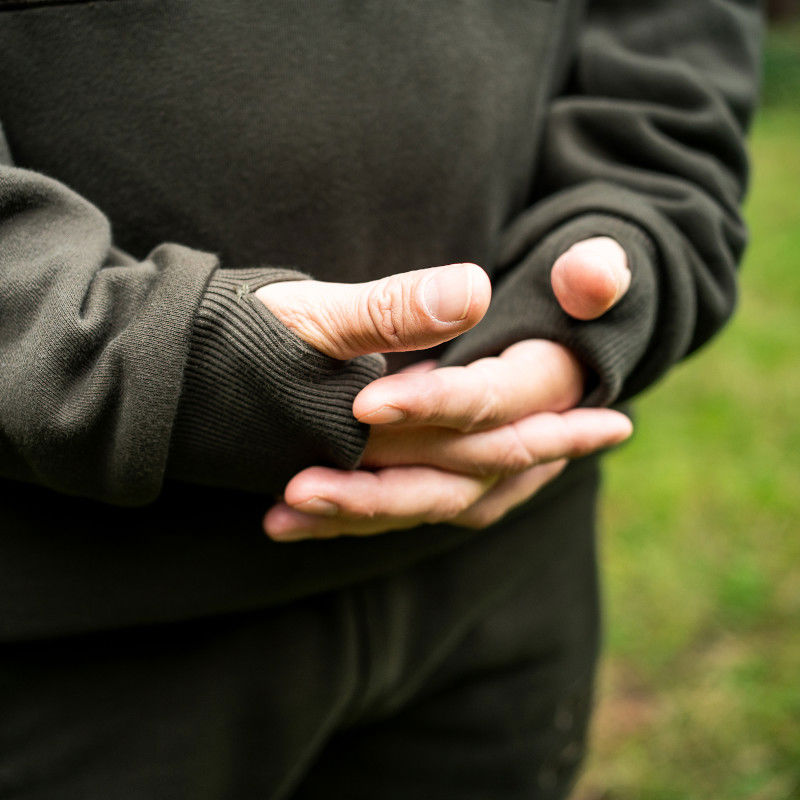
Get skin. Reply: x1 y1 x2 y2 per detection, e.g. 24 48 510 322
256 237 631 541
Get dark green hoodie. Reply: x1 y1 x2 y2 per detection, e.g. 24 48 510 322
0 0 760 639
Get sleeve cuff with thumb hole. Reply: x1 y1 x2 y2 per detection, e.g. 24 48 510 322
168 267 386 495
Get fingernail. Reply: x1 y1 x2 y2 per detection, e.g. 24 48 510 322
294 497 339 516
423 264 473 322
359 404 406 424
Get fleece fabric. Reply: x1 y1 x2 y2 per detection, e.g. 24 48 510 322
0 0 760 638
0 462 601 800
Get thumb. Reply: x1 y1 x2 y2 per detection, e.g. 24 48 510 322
551 237 631 321
255 263 491 359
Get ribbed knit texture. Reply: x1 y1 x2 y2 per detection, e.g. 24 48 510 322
440 214 658 407
168 268 386 494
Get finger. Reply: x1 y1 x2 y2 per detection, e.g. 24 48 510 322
354 339 585 429
264 501 426 541
551 237 630 320
362 408 632 475
284 465 492 521
265 467 494 535
254 262 491 360
453 460 568 529
265 459 571 540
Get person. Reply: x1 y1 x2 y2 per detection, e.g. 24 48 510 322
0 2 760 798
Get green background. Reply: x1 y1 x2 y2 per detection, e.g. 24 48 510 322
576 22 800 800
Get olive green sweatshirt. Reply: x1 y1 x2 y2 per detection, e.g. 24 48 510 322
0 0 760 639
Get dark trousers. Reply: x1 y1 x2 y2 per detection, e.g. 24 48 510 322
0 463 600 800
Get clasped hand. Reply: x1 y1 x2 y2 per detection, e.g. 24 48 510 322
258 238 632 541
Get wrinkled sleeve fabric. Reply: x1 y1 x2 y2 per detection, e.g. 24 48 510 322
440 0 762 407
0 138 383 506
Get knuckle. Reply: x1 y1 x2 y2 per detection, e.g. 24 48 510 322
460 377 503 432
346 497 380 519
342 477 383 519
363 279 408 349
426 489 473 524
493 424 536 474
421 368 463 423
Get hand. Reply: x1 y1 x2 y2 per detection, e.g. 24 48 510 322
262 237 633 541
255 261 491 358
264 340 632 540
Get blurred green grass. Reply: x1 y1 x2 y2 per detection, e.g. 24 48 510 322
576 22 800 800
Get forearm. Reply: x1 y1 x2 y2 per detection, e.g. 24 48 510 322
0 155 382 504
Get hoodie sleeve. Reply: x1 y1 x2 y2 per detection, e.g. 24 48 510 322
0 136 383 506
440 0 762 407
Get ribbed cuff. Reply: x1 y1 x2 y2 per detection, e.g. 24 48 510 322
439 214 658 407
168 268 385 494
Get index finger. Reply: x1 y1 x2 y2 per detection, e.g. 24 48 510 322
354 339 586 431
